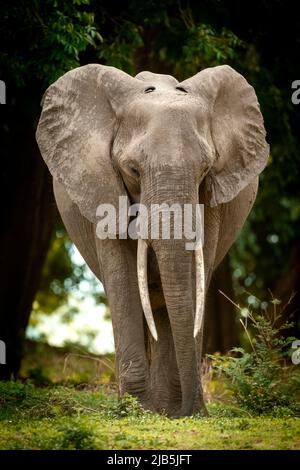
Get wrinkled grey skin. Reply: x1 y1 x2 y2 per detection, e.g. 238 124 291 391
36 64 269 417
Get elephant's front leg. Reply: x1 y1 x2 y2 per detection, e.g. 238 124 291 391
147 306 182 416
95 238 152 409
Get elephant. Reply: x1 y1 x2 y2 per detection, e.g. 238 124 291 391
36 63 269 417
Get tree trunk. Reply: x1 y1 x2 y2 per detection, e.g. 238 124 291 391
0 97 56 378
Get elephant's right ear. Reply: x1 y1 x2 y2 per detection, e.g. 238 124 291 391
180 65 269 207
36 64 142 226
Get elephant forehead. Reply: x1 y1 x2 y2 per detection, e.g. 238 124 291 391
135 71 179 89
125 94 206 123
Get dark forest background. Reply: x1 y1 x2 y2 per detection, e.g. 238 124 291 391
0 0 299 378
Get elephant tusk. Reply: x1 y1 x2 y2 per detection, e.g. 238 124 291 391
193 244 205 338
137 239 158 341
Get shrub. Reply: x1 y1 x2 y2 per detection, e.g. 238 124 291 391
108 393 146 419
56 421 95 450
209 295 300 415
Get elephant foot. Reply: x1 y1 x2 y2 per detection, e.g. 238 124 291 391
190 391 209 417
167 402 209 418
120 391 209 418
150 393 208 418
193 403 209 417
118 382 155 414
165 391 209 418
139 398 156 414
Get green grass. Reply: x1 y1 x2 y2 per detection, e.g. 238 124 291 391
0 340 298 450
0 381 300 450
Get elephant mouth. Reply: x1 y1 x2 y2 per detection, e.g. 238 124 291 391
137 238 205 341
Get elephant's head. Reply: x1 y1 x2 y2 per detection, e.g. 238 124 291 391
36 64 269 415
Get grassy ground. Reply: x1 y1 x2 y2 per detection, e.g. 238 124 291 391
0 341 299 450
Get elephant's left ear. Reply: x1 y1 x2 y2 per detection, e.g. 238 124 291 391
180 65 270 206
36 64 142 228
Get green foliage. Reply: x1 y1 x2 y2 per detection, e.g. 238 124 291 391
0 381 117 421
1 0 102 87
38 6 102 84
108 393 145 419
98 21 143 74
21 340 115 385
1 381 300 449
0 338 299 449
55 421 95 449
177 23 243 78
210 304 300 415
26 366 52 386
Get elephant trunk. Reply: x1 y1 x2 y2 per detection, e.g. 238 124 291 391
153 239 199 415
137 169 206 415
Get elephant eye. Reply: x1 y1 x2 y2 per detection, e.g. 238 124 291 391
144 86 156 93
176 86 188 93
129 166 140 178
